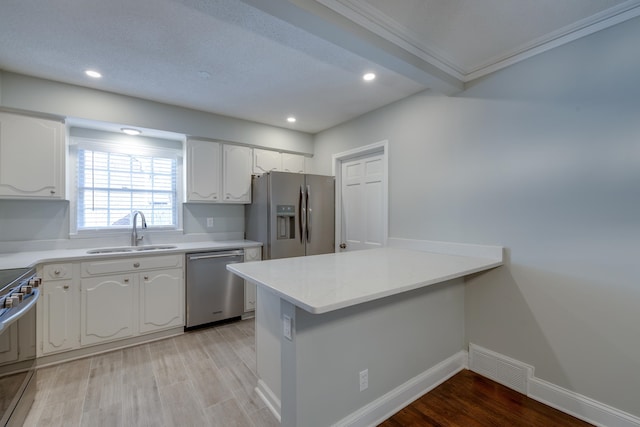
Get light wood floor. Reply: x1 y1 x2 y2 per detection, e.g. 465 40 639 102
24 318 279 427
25 319 592 427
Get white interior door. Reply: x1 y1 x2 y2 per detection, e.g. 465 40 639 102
334 141 388 252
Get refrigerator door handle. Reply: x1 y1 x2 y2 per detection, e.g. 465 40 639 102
299 185 306 244
306 184 311 242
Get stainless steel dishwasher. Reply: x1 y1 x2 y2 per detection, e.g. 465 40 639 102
185 249 245 328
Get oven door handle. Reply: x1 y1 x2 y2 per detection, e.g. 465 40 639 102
0 288 39 333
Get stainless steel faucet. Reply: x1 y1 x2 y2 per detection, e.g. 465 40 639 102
131 211 147 246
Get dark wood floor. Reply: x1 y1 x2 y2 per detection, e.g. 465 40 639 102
379 370 593 427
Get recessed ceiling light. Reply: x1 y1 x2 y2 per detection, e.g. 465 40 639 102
121 128 141 136
363 72 376 81
287 117 296 123
85 69 102 79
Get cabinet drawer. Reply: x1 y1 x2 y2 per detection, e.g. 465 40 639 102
81 255 183 277
41 263 73 280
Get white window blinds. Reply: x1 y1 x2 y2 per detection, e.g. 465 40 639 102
74 133 180 230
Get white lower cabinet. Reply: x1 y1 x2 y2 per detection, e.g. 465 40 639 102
139 268 184 333
80 255 184 347
81 274 136 346
244 247 262 312
38 263 79 356
0 323 18 365
36 255 185 354
42 279 79 354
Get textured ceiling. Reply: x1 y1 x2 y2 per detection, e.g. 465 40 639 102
1 0 639 134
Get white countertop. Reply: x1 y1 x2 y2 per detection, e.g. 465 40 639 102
0 240 262 270
227 247 503 314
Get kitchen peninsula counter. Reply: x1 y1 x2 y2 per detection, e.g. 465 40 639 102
227 240 503 427
227 246 503 314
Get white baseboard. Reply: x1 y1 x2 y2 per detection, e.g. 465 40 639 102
469 343 640 427
334 351 468 427
529 377 640 427
255 379 281 423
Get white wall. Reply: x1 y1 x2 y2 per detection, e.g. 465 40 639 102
0 72 313 154
0 72 314 245
312 17 640 418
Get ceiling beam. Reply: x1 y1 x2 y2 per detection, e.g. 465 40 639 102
238 0 464 95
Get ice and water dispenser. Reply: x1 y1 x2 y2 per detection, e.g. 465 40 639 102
276 205 296 239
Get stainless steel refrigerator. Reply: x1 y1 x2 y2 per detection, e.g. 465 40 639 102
245 171 335 259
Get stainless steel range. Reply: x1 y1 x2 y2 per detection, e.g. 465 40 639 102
0 267 40 427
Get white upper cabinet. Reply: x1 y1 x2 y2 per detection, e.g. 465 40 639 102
223 144 252 203
186 139 222 202
282 153 305 174
253 148 281 174
253 148 306 174
186 139 252 204
0 112 65 199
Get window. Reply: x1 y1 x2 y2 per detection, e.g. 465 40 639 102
71 129 182 232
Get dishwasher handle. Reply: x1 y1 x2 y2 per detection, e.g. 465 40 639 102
187 250 245 261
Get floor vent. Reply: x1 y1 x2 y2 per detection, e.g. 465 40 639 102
468 343 533 395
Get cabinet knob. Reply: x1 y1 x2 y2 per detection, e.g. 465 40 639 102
133 262 140 268
144 276 149 280
63 285 69 289
54 270 61 275
50 190 56 194
124 278 129 283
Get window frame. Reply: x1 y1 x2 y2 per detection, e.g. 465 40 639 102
69 133 184 237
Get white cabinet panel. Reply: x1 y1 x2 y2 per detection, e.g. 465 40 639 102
253 148 281 174
186 139 221 202
282 153 305 174
0 112 65 199
186 139 251 204
223 145 252 203
0 323 18 365
81 275 136 346
254 149 306 175
41 280 78 355
139 268 184 333
38 263 80 356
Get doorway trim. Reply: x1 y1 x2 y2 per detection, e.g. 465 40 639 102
332 140 389 252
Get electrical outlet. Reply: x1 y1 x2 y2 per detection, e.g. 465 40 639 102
206 217 214 228
359 369 368 391
283 315 292 341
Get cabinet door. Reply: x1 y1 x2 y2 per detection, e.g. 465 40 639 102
81 275 135 346
282 153 305 174
186 139 221 202
0 113 65 199
223 144 252 203
41 280 79 355
253 149 281 174
244 247 262 312
139 268 184 333
0 323 18 365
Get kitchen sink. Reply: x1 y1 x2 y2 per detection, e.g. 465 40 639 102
87 245 177 254
134 245 177 251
